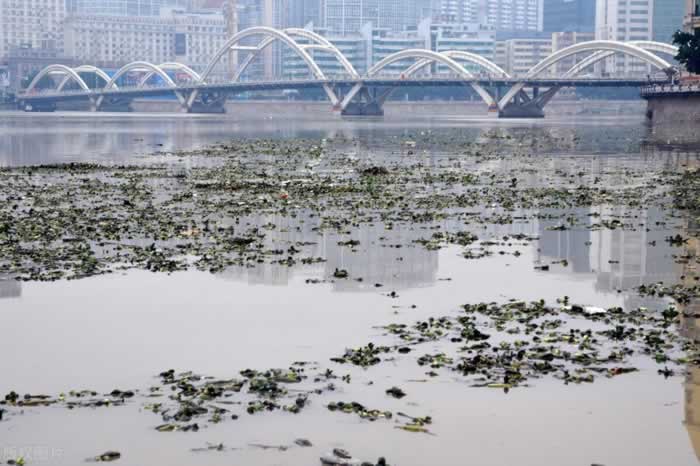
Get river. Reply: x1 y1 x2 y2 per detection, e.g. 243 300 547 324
0 110 699 466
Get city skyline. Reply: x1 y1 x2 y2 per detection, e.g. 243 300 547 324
0 0 691 91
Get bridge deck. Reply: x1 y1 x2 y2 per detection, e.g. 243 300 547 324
18 77 667 103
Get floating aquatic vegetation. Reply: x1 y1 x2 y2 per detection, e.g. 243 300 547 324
327 401 393 422
0 135 686 281
1 133 698 464
87 451 121 462
331 343 393 367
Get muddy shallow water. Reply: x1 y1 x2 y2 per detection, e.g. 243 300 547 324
1 112 699 466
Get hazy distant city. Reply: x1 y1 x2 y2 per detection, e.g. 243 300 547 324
0 0 696 96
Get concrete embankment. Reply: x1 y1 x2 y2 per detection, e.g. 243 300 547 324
643 84 700 145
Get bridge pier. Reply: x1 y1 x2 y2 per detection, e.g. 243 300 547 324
186 101 226 114
341 101 384 117
339 86 387 117
96 97 133 112
498 86 561 118
499 102 546 118
183 91 227 114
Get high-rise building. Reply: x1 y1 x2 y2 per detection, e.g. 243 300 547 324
595 0 653 75
487 0 543 32
235 0 283 79
436 0 486 24
369 29 429 73
652 0 686 43
551 31 595 74
685 0 700 33
284 32 366 77
320 0 380 35
498 37 551 75
63 9 228 78
543 0 595 33
288 0 322 27
429 22 497 73
435 0 543 32
0 0 67 60
71 0 165 16
319 0 431 35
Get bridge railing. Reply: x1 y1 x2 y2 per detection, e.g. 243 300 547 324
641 82 700 95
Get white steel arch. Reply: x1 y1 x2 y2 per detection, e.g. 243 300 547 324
97 61 185 108
402 50 510 78
103 61 179 90
192 26 340 109
201 27 326 82
26 64 91 94
228 29 359 83
56 65 113 92
367 49 471 77
365 49 496 107
499 40 674 109
285 28 360 78
564 41 678 77
138 62 202 87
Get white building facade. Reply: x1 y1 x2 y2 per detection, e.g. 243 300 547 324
685 0 700 33
63 9 228 78
498 37 552 76
0 0 67 60
435 0 543 32
595 0 654 75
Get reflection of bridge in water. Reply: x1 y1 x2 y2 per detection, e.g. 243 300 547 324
18 27 677 118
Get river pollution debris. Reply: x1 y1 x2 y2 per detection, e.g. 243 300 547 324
320 448 389 466
0 134 696 281
86 451 121 462
2 291 696 442
1 132 699 464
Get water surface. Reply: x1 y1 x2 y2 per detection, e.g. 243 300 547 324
0 111 699 466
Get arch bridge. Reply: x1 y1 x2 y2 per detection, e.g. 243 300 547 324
18 27 677 118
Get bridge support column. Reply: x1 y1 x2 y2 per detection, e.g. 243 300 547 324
499 101 546 118
339 86 386 117
341 101 384 117
498 86 561 118
181 91 227 114
97 97 133 112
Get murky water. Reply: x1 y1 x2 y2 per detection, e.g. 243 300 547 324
1 111 699 466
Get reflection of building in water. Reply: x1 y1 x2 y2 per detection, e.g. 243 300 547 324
0 275 21 299
683 294 700 461
679 154 700 459
685 364 700 462
536 205 681 308
219 210 442 291
682 230 700 460
217 211 325 286
592 206 679 294
640 144 700 167
216 209 441 291
322 221 439 292
538 207 595 275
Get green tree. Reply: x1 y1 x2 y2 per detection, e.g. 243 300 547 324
673 30 700 74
